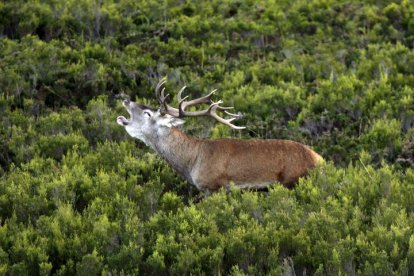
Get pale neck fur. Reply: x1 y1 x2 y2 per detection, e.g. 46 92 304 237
145 127 200 183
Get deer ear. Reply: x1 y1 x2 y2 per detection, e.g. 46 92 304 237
170 117 185 127
156 114 185 127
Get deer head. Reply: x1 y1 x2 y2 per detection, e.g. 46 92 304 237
116 99 183 144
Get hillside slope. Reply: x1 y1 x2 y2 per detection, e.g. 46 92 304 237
1 0 414 274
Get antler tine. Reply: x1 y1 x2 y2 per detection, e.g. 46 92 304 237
224 110 243 118
178 95 189 117
212 100 234 111
208 103 246 130
155 77 167 102
177 86 187 102
154 78 180 116
179 89 216 111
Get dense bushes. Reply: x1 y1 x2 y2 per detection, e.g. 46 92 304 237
1 156 414 274
1 0 414 274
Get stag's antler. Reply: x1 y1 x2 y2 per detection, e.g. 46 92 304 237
155 77 245 130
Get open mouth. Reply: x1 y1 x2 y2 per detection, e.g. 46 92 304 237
117 116 129 126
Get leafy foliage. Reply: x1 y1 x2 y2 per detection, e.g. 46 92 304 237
1 0 414 274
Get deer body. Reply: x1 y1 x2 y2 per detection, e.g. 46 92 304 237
117 79 323 193
144 127 322 192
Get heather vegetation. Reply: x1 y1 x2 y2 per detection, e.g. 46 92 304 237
1 0 414 274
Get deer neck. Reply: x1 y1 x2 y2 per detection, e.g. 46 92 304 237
147 127 200 182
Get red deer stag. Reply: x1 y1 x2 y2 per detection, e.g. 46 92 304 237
117 78 323 194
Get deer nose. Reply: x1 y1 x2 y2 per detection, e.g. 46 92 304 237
123 99 130 106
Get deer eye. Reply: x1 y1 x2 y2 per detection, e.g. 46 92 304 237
143 111 152 117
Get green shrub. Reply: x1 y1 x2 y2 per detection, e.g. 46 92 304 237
1 0 414 274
